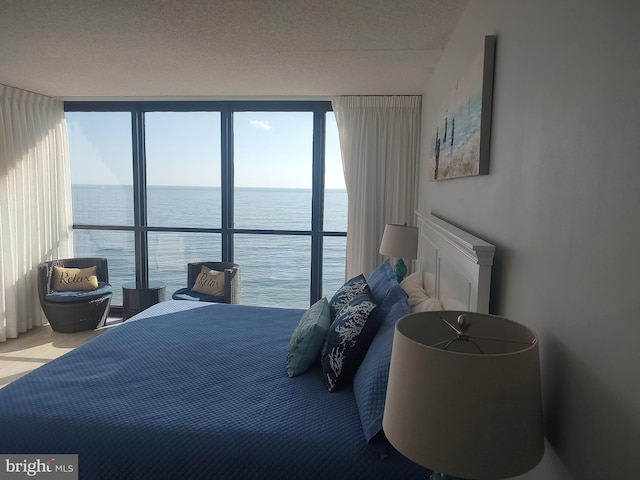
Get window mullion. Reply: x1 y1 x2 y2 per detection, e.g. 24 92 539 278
132 108 149 288
310 107 326 304
221 106 234 262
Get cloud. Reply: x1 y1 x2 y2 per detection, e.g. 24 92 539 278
249 120 272 131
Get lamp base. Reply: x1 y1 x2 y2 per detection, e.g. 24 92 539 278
393 258 408 283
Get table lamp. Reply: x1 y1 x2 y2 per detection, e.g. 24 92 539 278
383 311 544 480
379 223 418 282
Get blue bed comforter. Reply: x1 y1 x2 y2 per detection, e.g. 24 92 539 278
0 301 426 479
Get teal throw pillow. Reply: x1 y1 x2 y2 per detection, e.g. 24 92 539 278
286 297 331 377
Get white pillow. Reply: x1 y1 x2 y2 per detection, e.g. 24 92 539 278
400 272 429 307
411 296 444 312
400 271 444 312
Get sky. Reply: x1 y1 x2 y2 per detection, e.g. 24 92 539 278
66 110 346 190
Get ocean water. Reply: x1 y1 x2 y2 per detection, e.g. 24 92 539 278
72 185 347 308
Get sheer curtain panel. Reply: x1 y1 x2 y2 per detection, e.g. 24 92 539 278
0 84 73 342
331 96 421 279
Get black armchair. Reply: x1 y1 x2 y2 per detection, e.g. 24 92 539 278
172 262 240 304
37 258 113 333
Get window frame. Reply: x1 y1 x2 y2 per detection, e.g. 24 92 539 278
64 100 346 313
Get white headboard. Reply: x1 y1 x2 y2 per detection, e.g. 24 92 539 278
415 212 495 313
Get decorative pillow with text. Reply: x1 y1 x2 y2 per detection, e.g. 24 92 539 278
191 266 225 296
52 265 99 291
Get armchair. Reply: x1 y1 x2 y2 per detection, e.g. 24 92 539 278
37 258 113 333
172 262 240 304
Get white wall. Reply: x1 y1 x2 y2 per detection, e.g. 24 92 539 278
418 1 640 478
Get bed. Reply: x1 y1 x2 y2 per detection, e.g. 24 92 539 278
0 214 494 479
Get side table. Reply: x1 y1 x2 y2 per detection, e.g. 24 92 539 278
122 281 166 320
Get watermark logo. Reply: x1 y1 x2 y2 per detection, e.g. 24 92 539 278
0 456 77 480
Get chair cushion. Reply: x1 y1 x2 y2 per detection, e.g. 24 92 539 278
45 282 112 303
172 288 225 303
52 265 99 291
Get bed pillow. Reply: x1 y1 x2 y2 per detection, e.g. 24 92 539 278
412 296 444 312
399 271 428 307
286 297 331 377
52 265 98 291
353 287 410 442
367 260 396 306
321 292 380 392
191 266 225 296
328 274 369 319
367 260 408 319
399 272 444 312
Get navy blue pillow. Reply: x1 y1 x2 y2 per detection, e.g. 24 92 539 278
353 285 410 442
367 261 404 319
367 261 396 304
328 274 369 319
321 292 380 392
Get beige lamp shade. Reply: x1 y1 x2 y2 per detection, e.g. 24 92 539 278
379 224 418 259
383 311 544 480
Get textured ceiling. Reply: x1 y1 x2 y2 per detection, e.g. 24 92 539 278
0 0 468 99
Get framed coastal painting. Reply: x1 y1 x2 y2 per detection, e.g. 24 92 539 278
428 35 496 181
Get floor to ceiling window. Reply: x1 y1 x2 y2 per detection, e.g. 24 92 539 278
144 111 223 299
65 101 346 311
67 111 135 305
323 111 348 298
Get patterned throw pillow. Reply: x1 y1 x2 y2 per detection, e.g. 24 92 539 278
191 266 225 296
328 274 369 319
52 265 98 291
321 292 380 392
286 297 331 377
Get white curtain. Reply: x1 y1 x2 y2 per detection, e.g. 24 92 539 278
332 96 421 279
0 84 73 342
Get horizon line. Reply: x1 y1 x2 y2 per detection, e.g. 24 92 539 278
71 183 347 191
